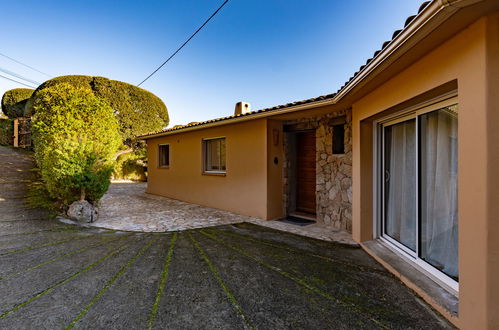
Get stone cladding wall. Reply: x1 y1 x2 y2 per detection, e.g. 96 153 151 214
283 109 352 232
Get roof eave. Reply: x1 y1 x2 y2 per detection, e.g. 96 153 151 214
140 97 335 139
332 0 485 103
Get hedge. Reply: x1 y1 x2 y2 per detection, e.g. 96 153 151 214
0 118 13 145
113 149 147 182
1 88 34 118
32 83 121 204
26 75 168 146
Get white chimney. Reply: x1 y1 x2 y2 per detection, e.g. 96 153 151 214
234 102 251 116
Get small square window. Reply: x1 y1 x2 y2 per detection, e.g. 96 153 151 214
203 138 226 173
332 124 345 154
158 144 170 167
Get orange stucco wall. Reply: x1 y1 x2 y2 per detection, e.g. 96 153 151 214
146 118 272 219
351 13 499 329
484 11 499 330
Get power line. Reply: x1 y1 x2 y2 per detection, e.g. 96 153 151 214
0 73 37 89
137 0 230 87
0 67 40 86
0 52 52 78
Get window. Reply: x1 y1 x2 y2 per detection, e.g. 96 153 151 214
332 124 345 154
203 137 226 173
158 144 169 167
376 96 458 292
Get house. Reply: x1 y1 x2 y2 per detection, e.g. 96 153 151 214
140 0 499 328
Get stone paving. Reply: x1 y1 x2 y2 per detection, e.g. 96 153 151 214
89 182 356 246
91 183 250 232
0 146 455 329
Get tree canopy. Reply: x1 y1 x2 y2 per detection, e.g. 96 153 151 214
1 88 34 118
26 75 168 146
31 83 121 204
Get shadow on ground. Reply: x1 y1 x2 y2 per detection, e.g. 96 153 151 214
0 146 454 329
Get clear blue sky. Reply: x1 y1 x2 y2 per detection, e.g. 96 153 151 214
0 0 423 126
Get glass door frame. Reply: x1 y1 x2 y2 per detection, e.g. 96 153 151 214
380 114 418 258
373 92 459 294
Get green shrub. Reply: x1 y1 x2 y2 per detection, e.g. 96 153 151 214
26 75 168 146
0 118 13 145
31 83 121 205
113 148 147 181
1 88 34 118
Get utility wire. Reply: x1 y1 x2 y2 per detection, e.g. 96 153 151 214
0 52 52 78
0 73 37 89
0 66 40 86
137 0 230 86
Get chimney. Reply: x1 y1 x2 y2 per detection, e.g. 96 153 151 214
234 102 251 116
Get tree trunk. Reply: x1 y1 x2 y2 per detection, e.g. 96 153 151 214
80 187 85 201
114 148 134 160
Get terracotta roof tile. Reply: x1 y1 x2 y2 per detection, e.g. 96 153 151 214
139 93 336 138
418 1 431 14
332 0 432 96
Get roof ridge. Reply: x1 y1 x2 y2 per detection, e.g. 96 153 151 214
139 93 336 137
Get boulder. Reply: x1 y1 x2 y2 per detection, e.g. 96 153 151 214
67 200 98 223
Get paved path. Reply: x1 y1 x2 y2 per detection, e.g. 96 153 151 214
91 183 355 245
94 183 250 232
0 146 454 329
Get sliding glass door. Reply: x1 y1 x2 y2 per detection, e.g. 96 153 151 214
383 118 417 252
419 106 458 281
379 100 458 289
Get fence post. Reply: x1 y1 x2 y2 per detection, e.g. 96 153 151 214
13 118 19 147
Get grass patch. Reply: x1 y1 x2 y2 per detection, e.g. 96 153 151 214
147 232 177 330
188 232 254 330
0 234 147 320
66 234 160 329
206 228 388 276
198 229 389 329
0 234 132 281
0 234 92 257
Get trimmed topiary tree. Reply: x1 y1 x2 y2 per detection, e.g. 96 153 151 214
26 75 168 146
1 88 34 118
31 83 121 205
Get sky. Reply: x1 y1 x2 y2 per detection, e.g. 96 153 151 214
0 0 423 127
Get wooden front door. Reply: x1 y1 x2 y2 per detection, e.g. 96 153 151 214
296 131 316 214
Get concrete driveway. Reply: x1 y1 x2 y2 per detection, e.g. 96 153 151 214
0 146 453 329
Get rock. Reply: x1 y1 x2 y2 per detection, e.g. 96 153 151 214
328 186 339 201
67 200 98 223
340 163 352 174
341 177 352 189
